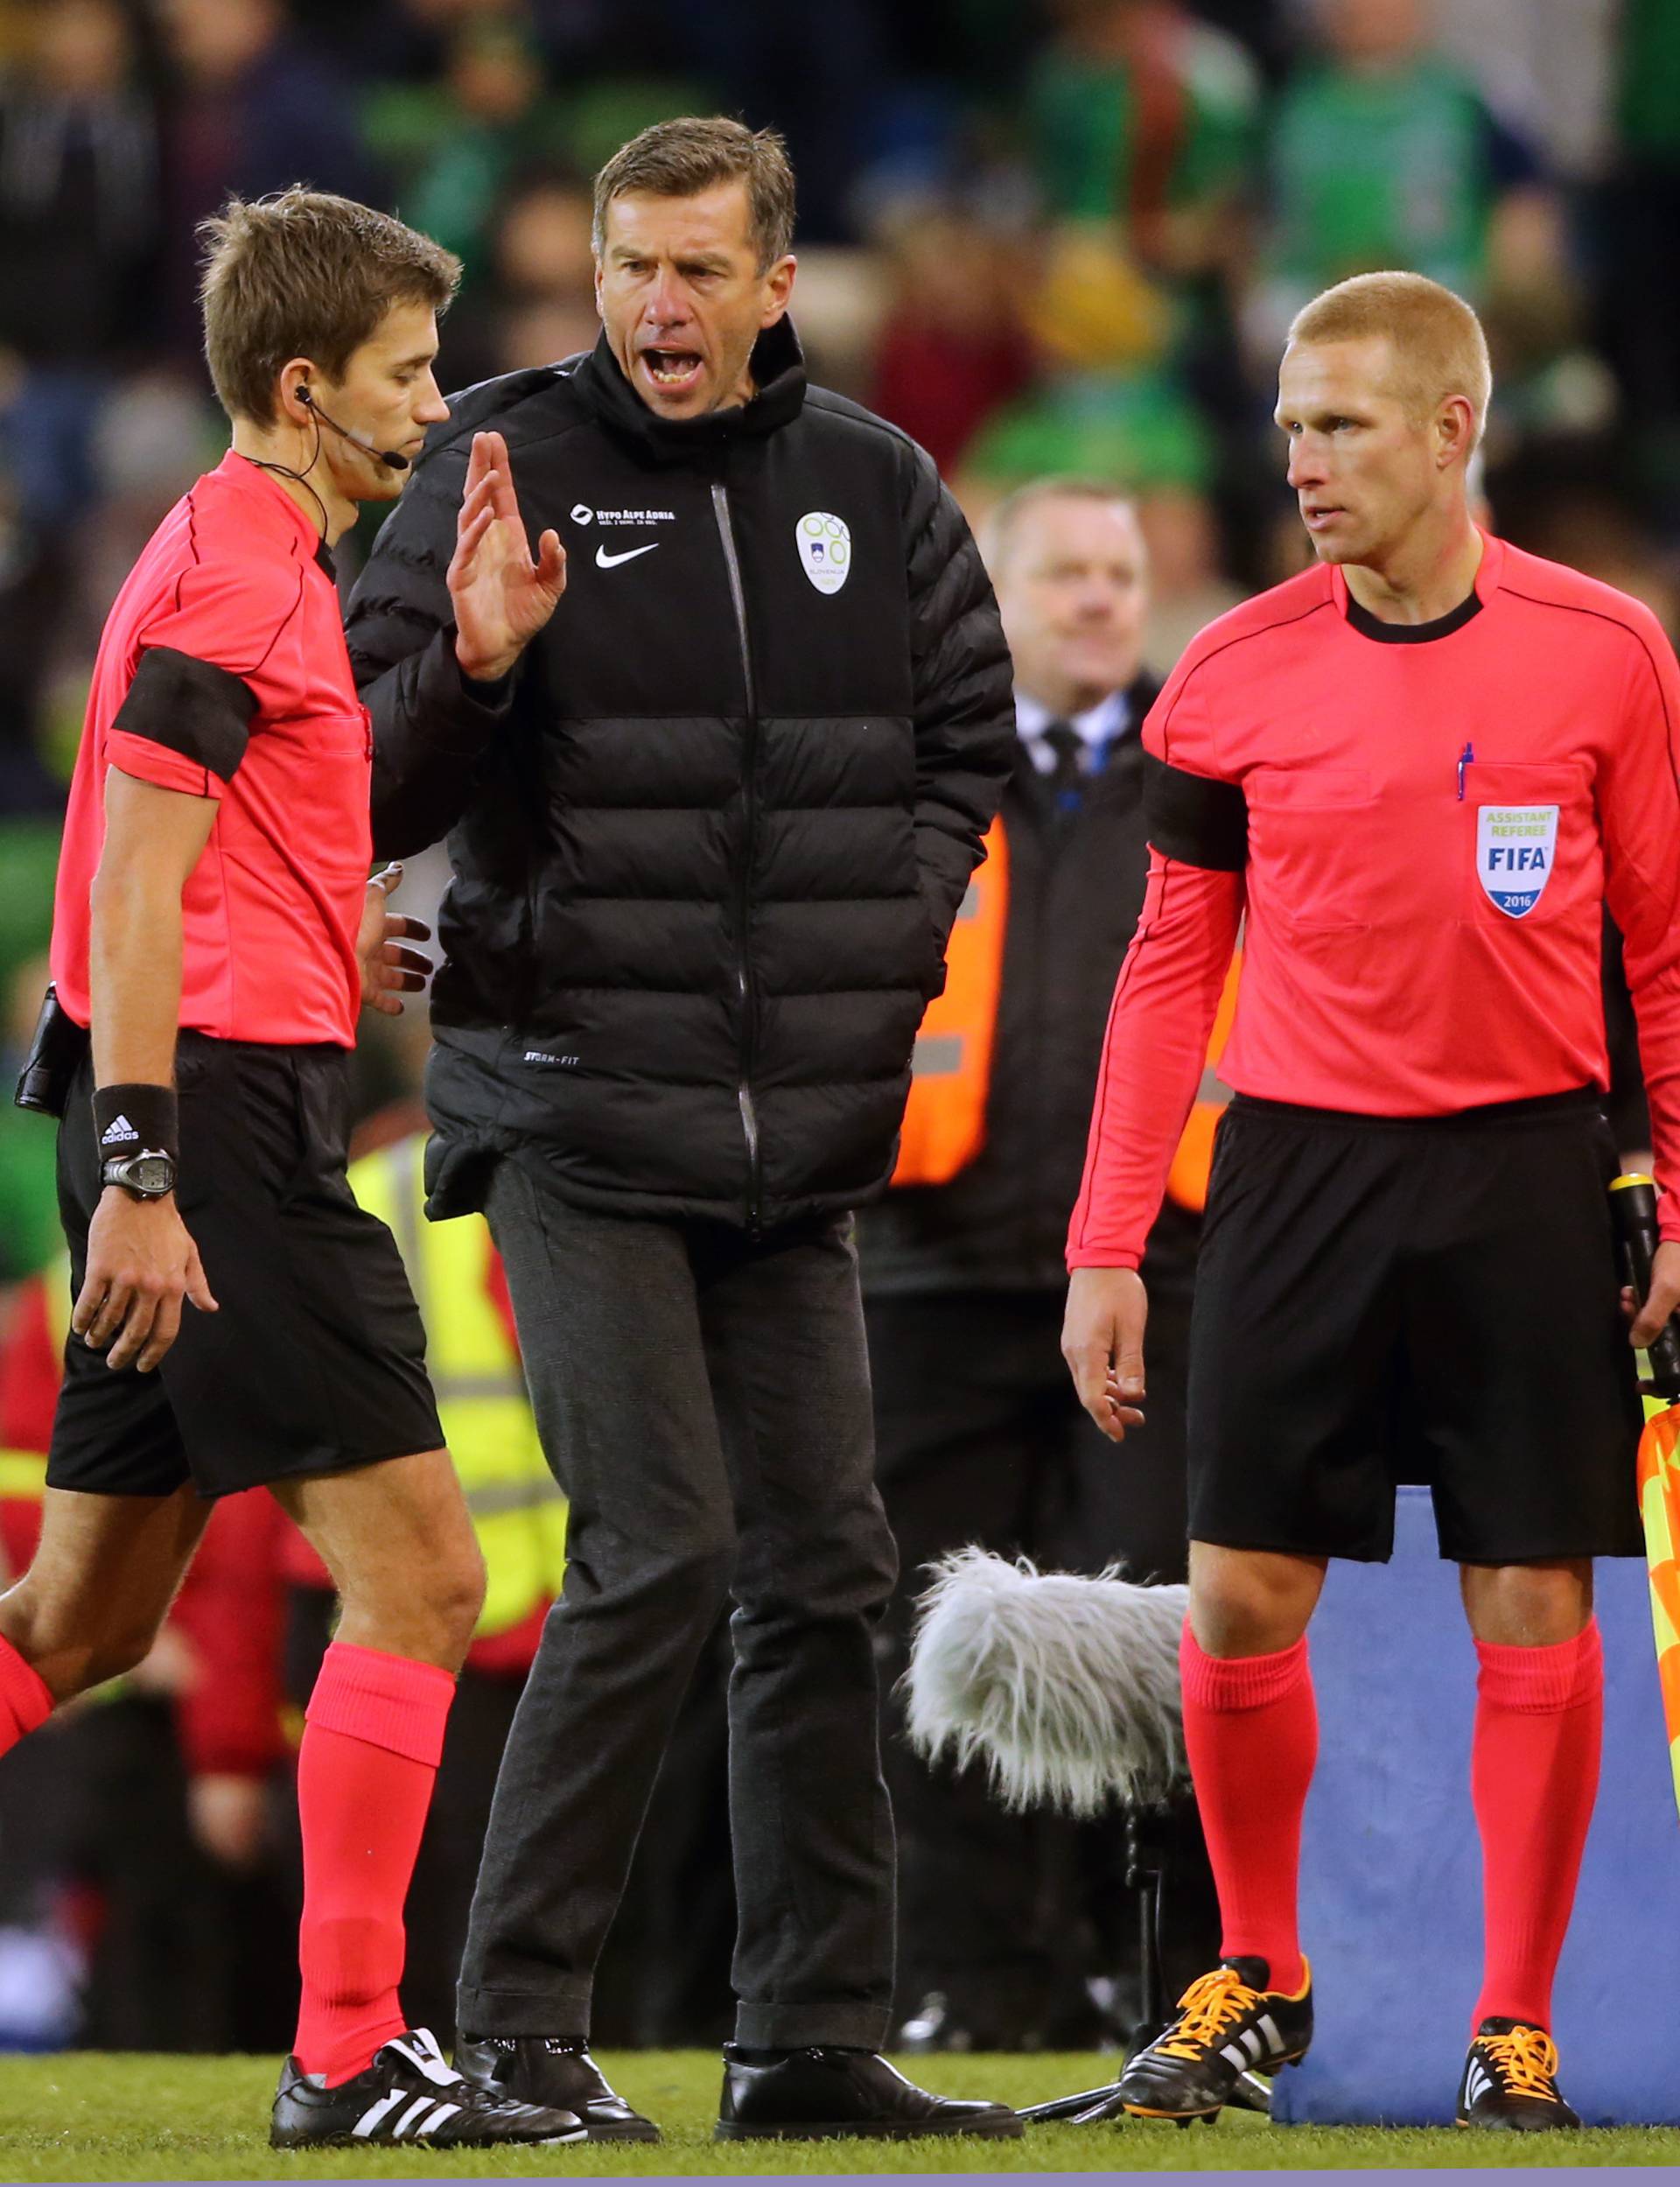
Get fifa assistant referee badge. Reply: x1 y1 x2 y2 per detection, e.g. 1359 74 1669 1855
94 1082 178 1200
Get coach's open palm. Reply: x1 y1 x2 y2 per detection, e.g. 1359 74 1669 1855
449 429 566 683
1062 1265 1149 1444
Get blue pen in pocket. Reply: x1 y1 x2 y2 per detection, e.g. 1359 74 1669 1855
1457 740 1474 800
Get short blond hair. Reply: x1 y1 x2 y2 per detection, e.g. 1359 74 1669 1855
1287 271 1492 447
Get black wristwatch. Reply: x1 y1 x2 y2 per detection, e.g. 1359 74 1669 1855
101 1148 177 1201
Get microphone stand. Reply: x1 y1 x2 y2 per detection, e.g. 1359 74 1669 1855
1018 1800 1271 2127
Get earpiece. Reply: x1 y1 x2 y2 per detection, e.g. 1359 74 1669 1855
294 382 410 471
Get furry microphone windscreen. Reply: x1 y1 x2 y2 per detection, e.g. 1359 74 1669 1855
901 1548 1188 1817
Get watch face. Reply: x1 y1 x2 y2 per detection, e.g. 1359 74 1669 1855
108 1153 175 1196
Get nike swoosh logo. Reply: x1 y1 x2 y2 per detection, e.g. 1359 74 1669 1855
595 543 659 569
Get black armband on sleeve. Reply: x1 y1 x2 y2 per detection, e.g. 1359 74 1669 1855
1143 751 1249 871
113 647 258 782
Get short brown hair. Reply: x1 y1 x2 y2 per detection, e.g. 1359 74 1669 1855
1287 271 1492 446
592 116 795 271
198 187 461 426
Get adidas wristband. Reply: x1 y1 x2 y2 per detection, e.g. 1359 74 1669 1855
93 1083 178 1165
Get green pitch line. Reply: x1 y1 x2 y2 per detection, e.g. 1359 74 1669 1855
1 2052 1677 2179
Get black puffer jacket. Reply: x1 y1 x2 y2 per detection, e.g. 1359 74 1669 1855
348 321 1014 1229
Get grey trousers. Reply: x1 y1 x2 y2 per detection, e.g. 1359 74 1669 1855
456 1162 900 2049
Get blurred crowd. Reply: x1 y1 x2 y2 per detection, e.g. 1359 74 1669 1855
7 0 1680 1076
1 0 1678 2056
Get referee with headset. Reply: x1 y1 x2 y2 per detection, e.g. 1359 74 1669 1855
5 187 581 2152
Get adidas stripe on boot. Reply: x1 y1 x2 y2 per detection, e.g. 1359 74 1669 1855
271 2027 587 2148
1116 1958 1313 2121
1457 2020 1580 2131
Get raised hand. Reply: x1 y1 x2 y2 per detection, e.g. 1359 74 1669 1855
448 429 566 683
358 863 433 1016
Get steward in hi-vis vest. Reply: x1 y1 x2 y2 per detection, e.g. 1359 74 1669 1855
299 1131 572 2043
857 666 1210 1309
346 1135 566 1654
889 813 1240 1213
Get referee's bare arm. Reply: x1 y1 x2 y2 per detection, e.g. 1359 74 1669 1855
75 769 220 1373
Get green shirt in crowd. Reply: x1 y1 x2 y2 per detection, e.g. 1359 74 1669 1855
1026 25 1259 232
1619 0 1680 162
1265 56 1534 306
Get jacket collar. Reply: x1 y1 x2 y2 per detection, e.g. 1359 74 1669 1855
1015 685 1131 754
573 317 807 466
1013 670 1160 757
1010 670 1161 806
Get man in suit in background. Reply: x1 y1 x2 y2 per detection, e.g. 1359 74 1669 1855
858 479 1218 2051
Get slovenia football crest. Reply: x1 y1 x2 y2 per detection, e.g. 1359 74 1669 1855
1476 803 1558 918
796 511 850 594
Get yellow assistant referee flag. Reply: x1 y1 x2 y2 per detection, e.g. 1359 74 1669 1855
1611 1174 1680 1816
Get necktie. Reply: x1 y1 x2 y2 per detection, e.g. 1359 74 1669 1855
1043 721 1084 815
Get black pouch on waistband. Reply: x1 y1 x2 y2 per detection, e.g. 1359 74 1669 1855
14 983 90 1118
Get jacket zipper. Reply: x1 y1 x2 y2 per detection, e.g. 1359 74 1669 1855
710 478 764 1234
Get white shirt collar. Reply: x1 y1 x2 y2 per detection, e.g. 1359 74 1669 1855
1015 687 1132 773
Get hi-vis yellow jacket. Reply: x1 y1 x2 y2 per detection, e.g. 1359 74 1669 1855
349 1135 567 1639
891 817 1240 1210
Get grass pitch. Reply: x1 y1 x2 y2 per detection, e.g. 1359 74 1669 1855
2 2051 1678 2180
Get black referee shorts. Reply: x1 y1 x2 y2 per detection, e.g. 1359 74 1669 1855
1186 1090 1643 1565
47 1035 443 1500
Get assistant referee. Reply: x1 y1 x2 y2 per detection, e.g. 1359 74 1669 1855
1062 271 1680 2130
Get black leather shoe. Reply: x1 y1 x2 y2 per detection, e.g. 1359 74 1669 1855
454 2035 660 2141
716 2044 1023 2141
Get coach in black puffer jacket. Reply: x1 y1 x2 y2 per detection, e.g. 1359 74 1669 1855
342 120 1019 2134
354 317 1011 1233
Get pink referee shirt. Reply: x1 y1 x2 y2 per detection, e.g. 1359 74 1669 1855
1069 532 1680 1265
51 452 371 1048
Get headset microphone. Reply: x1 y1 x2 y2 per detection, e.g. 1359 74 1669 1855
297 385 410 471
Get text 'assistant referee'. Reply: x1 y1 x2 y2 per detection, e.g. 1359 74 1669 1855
1476 804 1558 918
